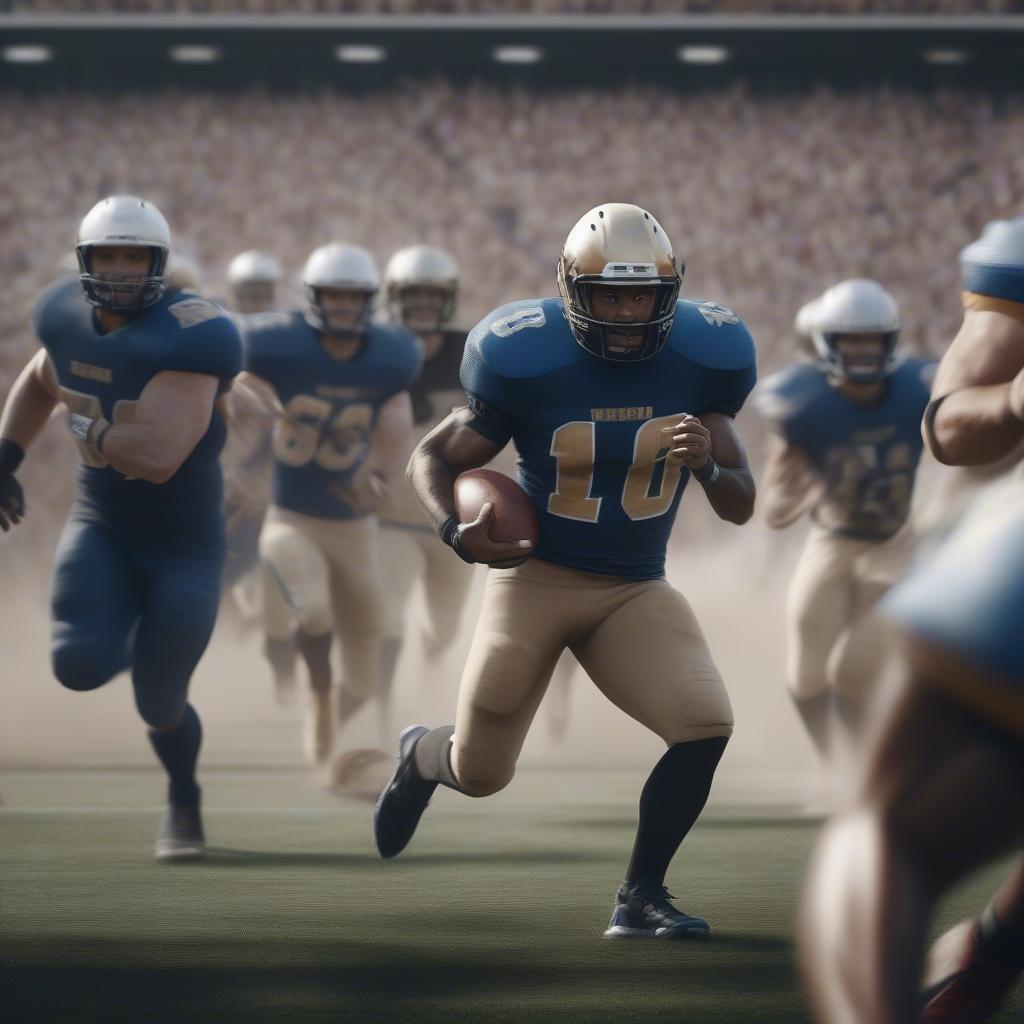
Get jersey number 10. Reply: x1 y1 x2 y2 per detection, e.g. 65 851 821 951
548 414 686 523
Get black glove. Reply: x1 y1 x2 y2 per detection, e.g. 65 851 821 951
0 439 26 532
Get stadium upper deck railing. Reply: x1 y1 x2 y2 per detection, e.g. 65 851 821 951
1 0 1023 13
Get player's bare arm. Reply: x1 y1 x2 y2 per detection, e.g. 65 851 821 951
0 351 61 530
926 308 1024 465
668 411 755 525
409 406 533 564
760 438 822 530
370 390 414 485
95 370 219 484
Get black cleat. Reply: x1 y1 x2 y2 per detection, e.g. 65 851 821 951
155 802 206 862
374 724 437 859
603 880 710 939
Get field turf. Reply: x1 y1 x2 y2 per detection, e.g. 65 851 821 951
2 767 1021 1024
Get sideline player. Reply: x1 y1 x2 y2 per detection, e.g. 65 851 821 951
242 243 420 763
755 280 933 794
800 216 1024 1022
376 245 473 734
375 203 757 938
227 250 281 315
0 195 241 860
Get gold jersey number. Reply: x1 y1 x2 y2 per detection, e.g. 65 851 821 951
59 386 137 468
273 395 373 472
548 414 686 523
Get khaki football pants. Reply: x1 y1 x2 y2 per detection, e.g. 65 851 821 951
786 525 910 702
260 507 385 698
450 558 733 797
379 524 474 646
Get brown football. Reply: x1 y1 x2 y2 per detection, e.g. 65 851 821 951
454 468 540 547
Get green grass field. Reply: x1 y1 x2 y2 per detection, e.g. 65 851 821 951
2 767 1021 1024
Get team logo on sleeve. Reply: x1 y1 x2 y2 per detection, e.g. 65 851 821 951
491 307 546 337
168 298 224 329
697 302 740 327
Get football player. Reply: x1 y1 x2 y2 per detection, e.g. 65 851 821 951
375 203 757 939
800 216 1024 1023
0 195 242 860
755 280 934 800
242 243 421 764
227 249 281 315
376 245 474 736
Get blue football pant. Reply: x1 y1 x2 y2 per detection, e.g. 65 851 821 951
50 519 223 728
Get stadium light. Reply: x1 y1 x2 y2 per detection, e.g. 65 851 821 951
3 45 53 64
923 49 970 65
169 45 222 64
677 46 730 65
493 46 543 65
335 45 387 64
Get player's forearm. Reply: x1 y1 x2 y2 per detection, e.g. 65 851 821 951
0 360 58 453
699 466 756 525
926 384 1024 466
407 435 459 534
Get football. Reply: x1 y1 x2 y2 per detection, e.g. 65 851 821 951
454 468 540 547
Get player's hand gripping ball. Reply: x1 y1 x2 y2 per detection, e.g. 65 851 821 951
454 468 538 568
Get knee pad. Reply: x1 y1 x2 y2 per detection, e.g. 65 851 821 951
51 640 121 692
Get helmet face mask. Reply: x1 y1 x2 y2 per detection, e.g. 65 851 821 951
817 330 898 384
76 196 170 315
388 283 456 333
306 285 376 340
232 280 277 315
557 204 682 364
558 270 680 362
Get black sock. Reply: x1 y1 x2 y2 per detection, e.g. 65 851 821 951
625 736 728 886
297 630 332 694
978 903 1024 968
412 725 461 790
149 704 202 807
791 692 832 761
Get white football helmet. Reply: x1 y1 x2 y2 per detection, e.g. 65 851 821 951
557 203 681 362
166 250 203 294
302 243 379 337
384 245 458 331
76 195 171 313
812 278 900 382
227 250 281 313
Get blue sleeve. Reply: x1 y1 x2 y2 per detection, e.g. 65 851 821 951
163 298 243 381
696 360 757 419
460 324 515 446
960 217 1024 303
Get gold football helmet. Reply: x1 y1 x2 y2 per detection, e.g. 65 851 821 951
557 203 682 362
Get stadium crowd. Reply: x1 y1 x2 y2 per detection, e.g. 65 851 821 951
1 81 1020 544
1 0 1019 16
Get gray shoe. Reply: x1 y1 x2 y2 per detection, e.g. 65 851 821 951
155 802 206 862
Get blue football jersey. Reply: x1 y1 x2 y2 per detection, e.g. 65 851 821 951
32 278 242 546
755 358 935 540
960 215 1024 303
243 313 422 519
461 296 757 580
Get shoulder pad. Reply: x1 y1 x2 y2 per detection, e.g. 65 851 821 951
468 297 577 380
30 276 84 338
892 355 937 394
367 322 423 372
668 300 756 371
961 216 1024 303
752 362 829 425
